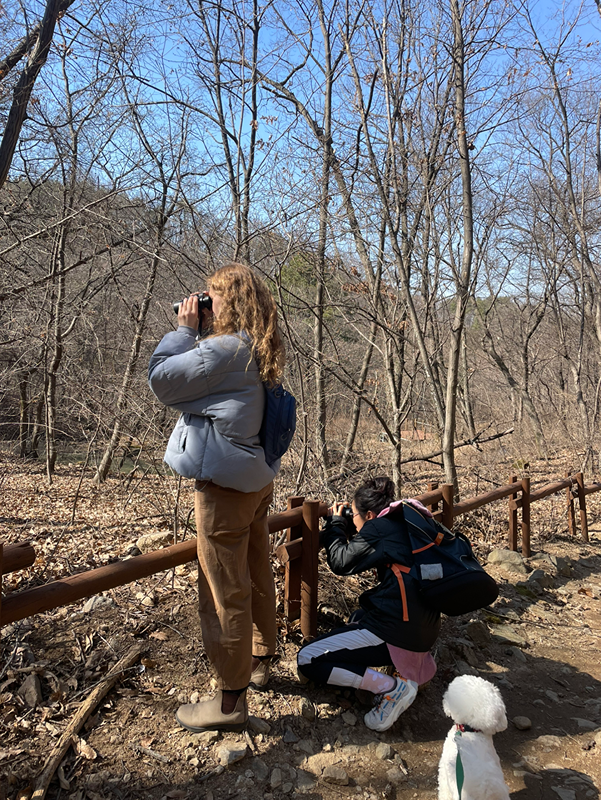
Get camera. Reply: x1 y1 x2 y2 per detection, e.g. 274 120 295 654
172 293 213 315
327 504 353 520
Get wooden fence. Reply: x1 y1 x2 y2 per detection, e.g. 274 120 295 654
0 501 327 635
1 471 600 640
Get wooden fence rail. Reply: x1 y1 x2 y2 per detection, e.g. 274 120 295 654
2 472 601 640
2 542 36 574
0 502 328 636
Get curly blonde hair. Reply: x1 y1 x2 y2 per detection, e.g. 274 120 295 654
204 263 286 385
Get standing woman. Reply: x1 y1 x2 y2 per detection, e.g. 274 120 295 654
148 263 286 732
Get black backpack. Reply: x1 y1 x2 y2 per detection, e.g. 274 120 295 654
388 502 498 617
259 383 296 467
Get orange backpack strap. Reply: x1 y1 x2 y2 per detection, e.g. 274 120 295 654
412 531 444 554
390 563 410 622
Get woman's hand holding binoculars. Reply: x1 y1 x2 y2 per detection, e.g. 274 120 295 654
177 295 199 329
176 293 213 332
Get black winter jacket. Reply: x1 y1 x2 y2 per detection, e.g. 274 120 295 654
321 509 441 651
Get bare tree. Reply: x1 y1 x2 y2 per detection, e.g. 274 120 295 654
0 0 77 189
94 74 192 481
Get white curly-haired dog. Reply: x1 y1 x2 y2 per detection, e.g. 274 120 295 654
438 675 510 800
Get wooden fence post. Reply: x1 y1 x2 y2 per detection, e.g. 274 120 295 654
521 476 531 558
508 475 518 551
566 472 576 538
300 499 321 640
442 484 454 530
428 482 439 515
575 472 589 543
284 496 304 622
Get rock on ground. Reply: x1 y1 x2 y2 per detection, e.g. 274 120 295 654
216 742 248 766
136 532 174 552
18 674 42 707
322 765 349 785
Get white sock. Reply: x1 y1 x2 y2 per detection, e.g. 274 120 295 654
359 669 396 694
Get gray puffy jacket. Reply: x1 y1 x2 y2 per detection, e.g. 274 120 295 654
148 326 278 492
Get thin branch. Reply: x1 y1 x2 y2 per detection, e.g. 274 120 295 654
400 428 514 465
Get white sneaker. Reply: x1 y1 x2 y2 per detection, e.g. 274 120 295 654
364 676 417 731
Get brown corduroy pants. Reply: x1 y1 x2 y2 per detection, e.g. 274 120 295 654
194 479 277 691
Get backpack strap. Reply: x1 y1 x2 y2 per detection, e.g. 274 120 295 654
390 563 410 622
412 532 444 554
402 502 445 552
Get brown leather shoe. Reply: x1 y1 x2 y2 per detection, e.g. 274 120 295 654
249 658 272 690
176 691 248 733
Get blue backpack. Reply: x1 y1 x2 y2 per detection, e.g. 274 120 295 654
259 383 296 467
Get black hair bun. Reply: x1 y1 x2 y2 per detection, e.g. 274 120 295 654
353 475 395 516
372 476 395 502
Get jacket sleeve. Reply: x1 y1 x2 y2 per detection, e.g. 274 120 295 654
148 327 209 406
148 329 249 407
321 517 381 576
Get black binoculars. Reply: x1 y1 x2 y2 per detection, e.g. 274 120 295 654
172 293 213 315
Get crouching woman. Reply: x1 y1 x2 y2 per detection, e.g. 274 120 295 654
297 477 440 732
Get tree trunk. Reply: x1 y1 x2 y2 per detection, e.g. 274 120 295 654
30 391 44 459
0 0 75 189
460 332 477 440
339 321 377 475
313 0 334 478
45 229 67 482
94 234 162 483
482 329 545 451
443 0 474 493
18 372 30 458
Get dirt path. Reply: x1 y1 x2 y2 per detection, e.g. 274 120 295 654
1 464 601 800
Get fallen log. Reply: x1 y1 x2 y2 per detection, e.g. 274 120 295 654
31 642 145 800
